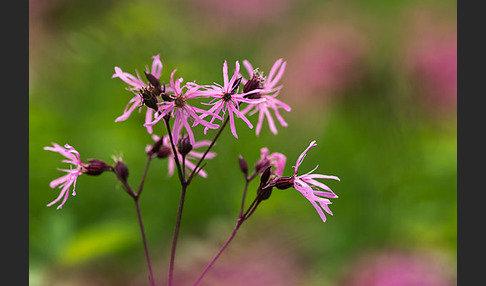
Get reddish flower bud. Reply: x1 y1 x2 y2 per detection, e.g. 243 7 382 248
260 166 272 186
243 69 263 98
238 155 248 176
156 146 172 159
114 159 129 182
257 166 275 201
84 159 111 176
147 136 164 157
258 185 273 200
255 158 270 174
144 71 162 91
274 176 294 190
177 135 193 156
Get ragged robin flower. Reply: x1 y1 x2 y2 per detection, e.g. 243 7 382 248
112 54 171 134
240 58 291 135
144 69 221 146
44 143 111 209
274 140 339 222
198 60 266 138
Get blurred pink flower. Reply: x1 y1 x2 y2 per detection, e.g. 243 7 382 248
402 7 457 114
144 69 221 146
44 143 86 209
112 54 166 134
166 230 304 286
146 135 216 178
258 147 287 177
291 140 340 223
199 60 265 139
188 0 294 34
284 24 368 104
240 59 291 135
339 250 457 286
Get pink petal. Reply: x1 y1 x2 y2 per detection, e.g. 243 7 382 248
151 54 162 78
223 61 229 87
266 59 283 86
113 67 145 88
115 97 140 122
227 107 238 138
294 141 317 175
263 106 278 135
267 60 286 88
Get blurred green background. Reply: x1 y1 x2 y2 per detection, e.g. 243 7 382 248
29 0 457 285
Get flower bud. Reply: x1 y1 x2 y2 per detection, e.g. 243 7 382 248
258 185 273 200
84 159 111 176
255 158 270 174
274 176 294 190
259 166 272 186
243 69 263 98
139 87 160 111
177 136 193 156
144 71 162 90
238 155 248 176
147 137 164 157
156 146 172 159
114 159 129 182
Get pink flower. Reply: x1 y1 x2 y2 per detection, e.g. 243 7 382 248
146 135 216 178
144 69 221 146
44 143 87 209
291 140 340 222
199 60 265 139
258 147 287 177
240 59 291 135
112 54 166 134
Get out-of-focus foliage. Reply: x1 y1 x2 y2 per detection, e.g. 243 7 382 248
30 0 456 285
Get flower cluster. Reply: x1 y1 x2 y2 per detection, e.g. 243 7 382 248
44 54 341 286
112 56 289 141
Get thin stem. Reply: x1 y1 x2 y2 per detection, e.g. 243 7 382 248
239 179 250 218
168 183 187 286
134 197 156 286
168 116 229 285
164 116 185 184
243 199 261 221
137 157 152 197
187 116 229 184
192 220 243 286
113 167 155 286
193 182 262 285
242 196 260 219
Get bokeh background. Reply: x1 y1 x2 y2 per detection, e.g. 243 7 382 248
29 0 457 285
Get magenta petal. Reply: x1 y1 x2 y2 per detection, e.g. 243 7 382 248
151 54 162 78
294 141 317 175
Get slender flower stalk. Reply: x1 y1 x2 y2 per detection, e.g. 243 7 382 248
112 156 156 285
193 218 243 286
193 152 283 285
166 115 229 286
